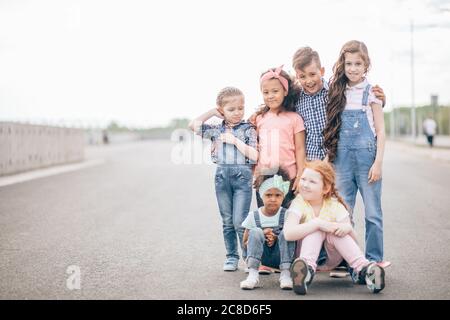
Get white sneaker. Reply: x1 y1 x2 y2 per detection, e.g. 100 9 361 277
279 275 293 290
240 277 260 290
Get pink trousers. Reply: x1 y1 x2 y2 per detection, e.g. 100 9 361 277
298 231 369 272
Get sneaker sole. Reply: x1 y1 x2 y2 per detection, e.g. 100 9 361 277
366 264 385 293
240 282 260 290
223 266 238 272
291 259 308 295
258 270 272 275
280 284 293 290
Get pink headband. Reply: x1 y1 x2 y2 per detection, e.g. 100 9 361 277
260 65 289 93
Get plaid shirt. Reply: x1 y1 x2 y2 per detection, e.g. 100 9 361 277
199 120 257 165
295 79 329 161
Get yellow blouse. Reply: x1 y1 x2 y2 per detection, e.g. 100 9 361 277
288 195 349 223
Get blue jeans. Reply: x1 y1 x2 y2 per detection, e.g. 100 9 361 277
334 109 384 262
246 229 295 270
215 164 253 260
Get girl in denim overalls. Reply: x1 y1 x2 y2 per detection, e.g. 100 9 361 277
324 40 389 267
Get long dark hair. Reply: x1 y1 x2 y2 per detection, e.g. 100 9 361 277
257 67 300 117
323 40 371 162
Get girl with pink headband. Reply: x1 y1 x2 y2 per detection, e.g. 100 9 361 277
254 65 306 210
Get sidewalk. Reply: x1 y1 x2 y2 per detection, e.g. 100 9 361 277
393 134 450 149
388 135 450 162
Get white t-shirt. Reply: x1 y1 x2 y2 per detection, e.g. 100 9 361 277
423 118 437 136
242 207 282 230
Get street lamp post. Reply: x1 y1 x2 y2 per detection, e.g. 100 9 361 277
410 19 416 140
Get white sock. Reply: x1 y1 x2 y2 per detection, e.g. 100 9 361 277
280 269 291 280
248 268 259 280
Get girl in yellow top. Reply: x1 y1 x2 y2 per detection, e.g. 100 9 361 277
284 160 385 295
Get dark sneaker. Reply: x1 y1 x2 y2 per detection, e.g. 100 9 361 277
290 258 314 295
351 267 367 285
365 263 385 294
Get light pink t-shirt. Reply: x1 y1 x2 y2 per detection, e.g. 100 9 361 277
255 111 305 180
345 78 382 136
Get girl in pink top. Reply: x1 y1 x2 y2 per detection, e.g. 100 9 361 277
255 65 306 209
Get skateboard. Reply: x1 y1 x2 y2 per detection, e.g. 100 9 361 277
329 261 391 278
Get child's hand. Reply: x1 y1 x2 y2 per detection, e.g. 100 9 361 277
266 234 276 247
219 132 237 145
214 107 225 119
315 219 338 234
263 228 277 247
247 105 265 125
368 161 382 183
334 223 353 237
372 85 386 106
247 112 257 126
292 176 300 194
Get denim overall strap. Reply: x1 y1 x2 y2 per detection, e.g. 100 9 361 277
253 210 262 229
362 84 371 107
358 83 375 139
272 208 286 236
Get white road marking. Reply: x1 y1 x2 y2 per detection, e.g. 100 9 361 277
0 159 105 187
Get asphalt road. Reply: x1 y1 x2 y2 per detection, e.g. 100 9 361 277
1 140 449 299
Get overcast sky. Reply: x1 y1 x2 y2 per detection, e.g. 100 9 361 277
1 0 449 128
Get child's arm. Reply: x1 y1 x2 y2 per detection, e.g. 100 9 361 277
247 104 265 125
372 85 386 107
332 216 358 242
292 131 306 192
247 112 258 126
368 103 385 184
243 229 249 248
220 133 259 162
283 211 320 241
188 108 224 133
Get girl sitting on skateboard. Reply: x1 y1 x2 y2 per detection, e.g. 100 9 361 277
240 170 296 290
283 160 386 295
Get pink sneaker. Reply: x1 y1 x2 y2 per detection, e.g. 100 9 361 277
258 265 274 275
376 261 391 268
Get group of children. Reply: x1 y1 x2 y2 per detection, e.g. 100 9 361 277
189 40 388 295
